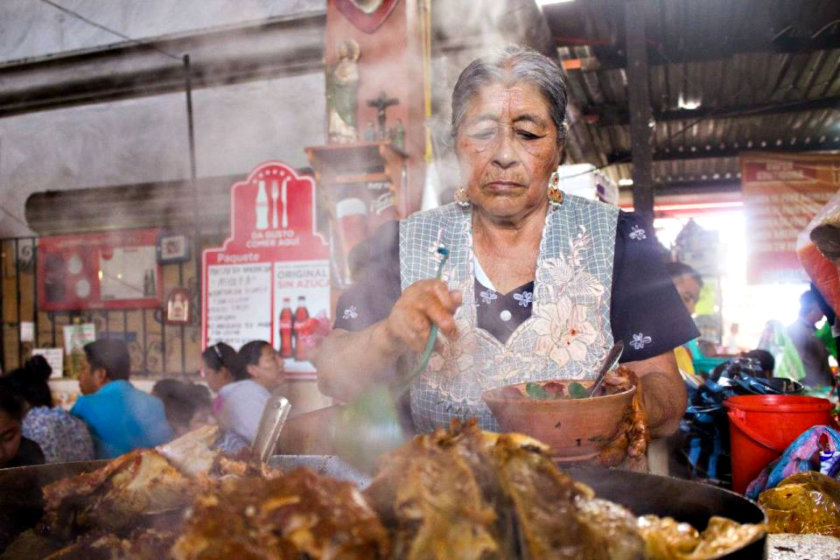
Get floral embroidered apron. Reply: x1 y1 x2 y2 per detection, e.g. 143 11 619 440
399 196 619 432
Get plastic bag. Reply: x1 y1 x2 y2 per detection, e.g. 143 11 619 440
758 471 840 537
797 189 840 315
746 425 840 499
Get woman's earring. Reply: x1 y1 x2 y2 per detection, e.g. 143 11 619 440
547 171 564 206
455 187 470 208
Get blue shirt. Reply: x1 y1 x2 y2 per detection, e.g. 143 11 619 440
71 380 174 459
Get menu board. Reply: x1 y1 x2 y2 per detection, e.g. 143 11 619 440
202 161 331 375
740 153 839 284
206 263 272 349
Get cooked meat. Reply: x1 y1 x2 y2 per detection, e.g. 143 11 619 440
172 467 389 560
368 420 592 559
0 529 63 560
575 498 645 560
596 367 649 469
40 450 196 540
637 515 764 560
43 529 178 560
489 433 586 559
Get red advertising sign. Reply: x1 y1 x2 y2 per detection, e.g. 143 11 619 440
38 229 161 311
740 152 839 284
202 162 330 374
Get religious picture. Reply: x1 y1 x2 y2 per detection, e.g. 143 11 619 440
326 39 361 144
166 288 191 325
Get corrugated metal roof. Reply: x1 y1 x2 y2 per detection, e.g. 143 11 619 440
546 0 840 196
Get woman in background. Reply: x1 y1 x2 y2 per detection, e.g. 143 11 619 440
239 340 285 393
4 356 93 464
201 342 268 448
152 379 213 437
0 380 44 468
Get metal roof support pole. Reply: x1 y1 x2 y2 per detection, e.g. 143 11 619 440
624 1 655 220
184 54 202 371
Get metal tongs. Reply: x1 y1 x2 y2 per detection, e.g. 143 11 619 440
252 391 292 463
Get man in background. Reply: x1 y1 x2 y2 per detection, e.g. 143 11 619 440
71 340 173 458
787 290 834 388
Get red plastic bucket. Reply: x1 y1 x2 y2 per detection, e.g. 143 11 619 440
724 395 833 494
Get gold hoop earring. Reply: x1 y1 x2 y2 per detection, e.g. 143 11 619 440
547 172 564 206
454 187 470 208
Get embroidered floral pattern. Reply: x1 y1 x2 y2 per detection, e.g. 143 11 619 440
479 289 498 305
513 290 533 307
532 296 599 368
629 225 647 240
541 257 605 299
342 306 358 320
630 332 652 350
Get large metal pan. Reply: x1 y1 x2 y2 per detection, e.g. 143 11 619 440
0 458 765 559
0 460 107 551
565 467 766 560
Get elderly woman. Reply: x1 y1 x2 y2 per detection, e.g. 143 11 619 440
315 46 697 439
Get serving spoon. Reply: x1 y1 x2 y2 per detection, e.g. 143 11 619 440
587 340 624 397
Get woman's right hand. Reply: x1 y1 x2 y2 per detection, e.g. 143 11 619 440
382 279 463 355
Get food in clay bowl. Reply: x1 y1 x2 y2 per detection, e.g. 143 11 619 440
482 366 638 461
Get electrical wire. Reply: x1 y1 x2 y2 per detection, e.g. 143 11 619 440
38 0 181 61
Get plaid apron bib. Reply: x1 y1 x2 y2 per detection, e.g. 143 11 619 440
400 196 619 432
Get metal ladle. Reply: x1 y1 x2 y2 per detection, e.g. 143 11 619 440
587 340 625 397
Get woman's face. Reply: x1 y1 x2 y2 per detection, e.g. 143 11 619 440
456 81 562 223
0 410 22 468
247 345 284 391
202 359 231 393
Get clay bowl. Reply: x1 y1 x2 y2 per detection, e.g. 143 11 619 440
482 379 635 461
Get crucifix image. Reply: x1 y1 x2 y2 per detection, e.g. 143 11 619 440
367 91 399 139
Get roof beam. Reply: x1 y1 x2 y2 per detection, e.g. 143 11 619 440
653 178 741 196
584 96 840 127
607 136 840 164
0 12 326 119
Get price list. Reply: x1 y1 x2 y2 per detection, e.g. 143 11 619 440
206 263 272 349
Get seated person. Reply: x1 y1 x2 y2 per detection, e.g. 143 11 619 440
71 340 174 459
666 261 727 376
201 343 268 447
6 356 94 463
238 340 285 393
152 379 213 437
0 380 44 468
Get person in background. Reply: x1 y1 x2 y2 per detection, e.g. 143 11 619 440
152 379 213 438
724 323 740 355
787 289 834 388
740 349 775 380
71 340 173 459
666 261 727 376
201 342 268 447
4 356 93 463
0 380 44 468
239 340 285 393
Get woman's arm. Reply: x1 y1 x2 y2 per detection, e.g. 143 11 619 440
622 350 687 438
314 279 462 401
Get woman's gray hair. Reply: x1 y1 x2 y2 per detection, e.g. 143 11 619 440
451 45 568 146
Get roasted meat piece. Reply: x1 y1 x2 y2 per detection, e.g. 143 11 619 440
367 420 612 559
40 449 196 540
42 529 178 560
172 467 389 560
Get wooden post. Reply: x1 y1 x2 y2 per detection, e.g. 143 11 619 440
624 1 654 220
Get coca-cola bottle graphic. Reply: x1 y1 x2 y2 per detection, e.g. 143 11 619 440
278 298 294 359
293 296 311 361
